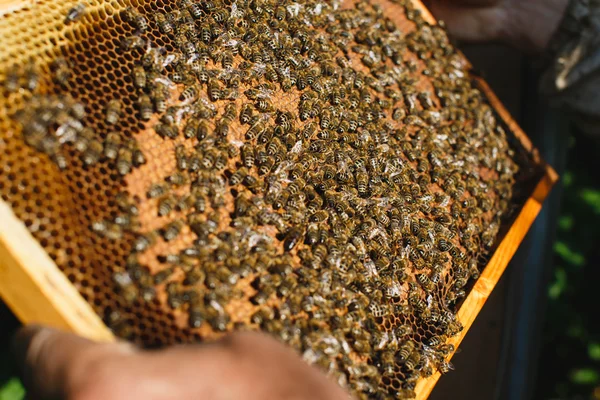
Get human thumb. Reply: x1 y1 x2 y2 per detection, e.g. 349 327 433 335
12 325 134 400
423 0 508 43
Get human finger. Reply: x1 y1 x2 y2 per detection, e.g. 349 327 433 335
127 332 350 400
424 0 508 43
12 325 135 400
14 327 349 400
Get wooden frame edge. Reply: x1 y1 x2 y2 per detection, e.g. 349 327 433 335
409 10 559 395
0 199 114 342
414 166 557 399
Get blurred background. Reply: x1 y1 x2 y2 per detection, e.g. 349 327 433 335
1 43 599 400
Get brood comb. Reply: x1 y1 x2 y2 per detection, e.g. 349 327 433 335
0 0 541 398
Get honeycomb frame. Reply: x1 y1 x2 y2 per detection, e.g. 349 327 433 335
0 0 558 398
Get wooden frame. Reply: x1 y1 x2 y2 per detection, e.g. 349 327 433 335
0 200 114 342
413 84 558 398
0 0 558 398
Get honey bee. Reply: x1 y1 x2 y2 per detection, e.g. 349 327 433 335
438 360 455 374
395 389 417 400
65 3 86 23
115 191 139 215
300 222 321 245
215 118 230 137
200 25 212 43
82 139 103 166
438 343 455 356
232 192 252 218
141 47 165 71
121 35 146 51
151 267 173 285
239 104 254 125
178 114 200 136
130 65 147 89
124 143 143 170
166 172 188 186
69 125 92 151
257 126 275 145
219 103 236 121
243 174 262 193
257 156 274 175
116 147 132 175
102 100 122 125
280 226 303 251
213 152 227 170
133 230 159 252
124 7 148 32
147 183 167 199
150 90 168 114
246 120 266 140
187 306 205 329
181 0 203 19
356 168 369 196
162 220 184 241
138 95 153 120
477 197 494 212
157 195 176 217
208 313 231 333
212 6 229 23
221 88 239 101
255 98 274 112
404 350 421 372
391 107 406 121
188 193 205 213
52 57 71 87
180 85 200 102
20 61 39 91
180 39 197 61
428 334 448 347
219 52 234 69
154 12 174 35
174 193 194 212
208 79 222 101
437 237 452 252
155 122 178 139
191 119 208 140
231 142 253 168
6 62 29 93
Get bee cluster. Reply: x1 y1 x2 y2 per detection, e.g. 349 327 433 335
1 0 523 398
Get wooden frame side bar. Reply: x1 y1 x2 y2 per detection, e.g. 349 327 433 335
0 199 114 342
410 3 558 396
414 166 557 399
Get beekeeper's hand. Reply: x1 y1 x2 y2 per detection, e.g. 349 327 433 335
13 325 349 400
424 0 569 53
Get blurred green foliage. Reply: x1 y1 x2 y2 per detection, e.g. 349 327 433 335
0 379 24 400
535 133 600 399
0 304 23 400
